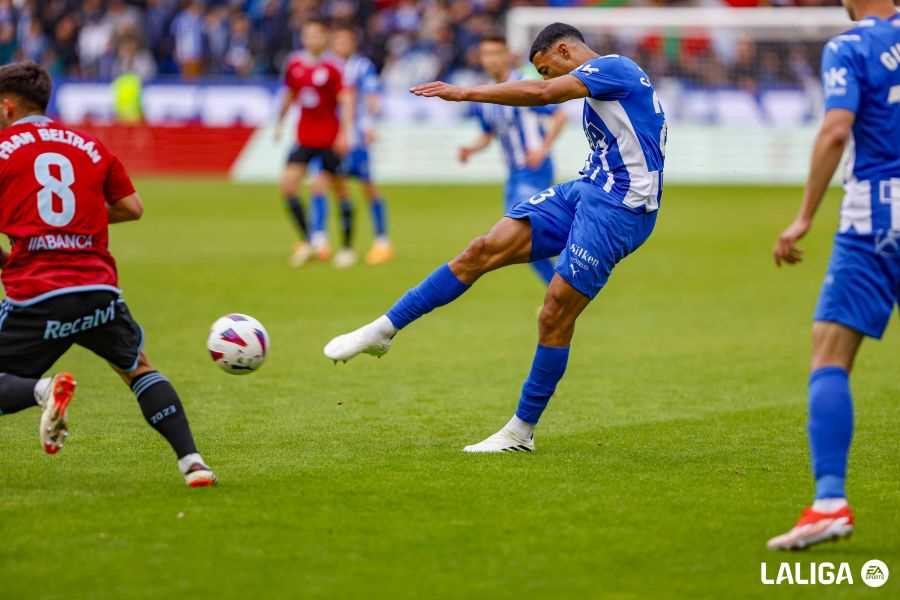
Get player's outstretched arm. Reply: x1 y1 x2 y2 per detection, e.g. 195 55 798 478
459 133 493 164
335 88 355 156
274 89 298 141
108 193 144 224
526 108 568 169
773 109 854 267
544 108 568 150
410 75 588 107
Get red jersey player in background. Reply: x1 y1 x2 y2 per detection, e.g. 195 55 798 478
0 62 216 488
274 18 355 268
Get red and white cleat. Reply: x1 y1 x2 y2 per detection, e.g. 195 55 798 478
184 463 218 488
39 372 77 455
767 505 855 551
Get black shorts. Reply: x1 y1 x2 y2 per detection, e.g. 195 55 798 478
0 290 143 378
286 145 341 173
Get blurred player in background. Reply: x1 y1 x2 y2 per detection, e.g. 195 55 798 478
767 0 900 551
332 24 394 267
326 24 666 453
459 35 567 285
275 18 353 268
0 63 215 487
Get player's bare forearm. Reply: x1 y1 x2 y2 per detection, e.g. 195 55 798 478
277 101 287 122
464 80 554 106
458 133 493 164
798 112 853 224
274 91 296 136
365 93 381 118
108 193 144 223
542 110 568 153
340 89 355 131
336 90 355 154
466 133 493 154
773 109 853 267
411 76 588 107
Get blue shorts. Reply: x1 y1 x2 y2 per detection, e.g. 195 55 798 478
506 179 657 299
340 146 371 181
815 233 900 339
504 165 553 212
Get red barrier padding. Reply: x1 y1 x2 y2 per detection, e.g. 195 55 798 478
71 124 255 176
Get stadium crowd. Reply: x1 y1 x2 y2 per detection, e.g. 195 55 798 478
2 0 841 88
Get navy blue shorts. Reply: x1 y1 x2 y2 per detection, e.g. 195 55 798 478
288 145 340 173
0 290 144 378
506 179 657 299
815 232 900 339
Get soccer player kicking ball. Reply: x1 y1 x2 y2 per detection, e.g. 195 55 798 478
0 63 216 487
459 34 568 286
325 23 667 453
768 0 900 550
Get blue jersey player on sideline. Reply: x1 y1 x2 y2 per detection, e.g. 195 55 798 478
459 34 568 285
768 0 900 551
330 24 394 267
324 23 667 453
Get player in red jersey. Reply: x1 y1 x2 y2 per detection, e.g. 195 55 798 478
0 63 216 488
274 18 354 268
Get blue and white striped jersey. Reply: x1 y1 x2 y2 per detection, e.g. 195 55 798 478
342 53 381 148
822 14 900 236
569 55 667 212
472 71 557 174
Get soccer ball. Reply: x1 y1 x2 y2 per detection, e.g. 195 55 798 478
207 313 269 374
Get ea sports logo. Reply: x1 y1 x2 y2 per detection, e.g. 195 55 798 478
861 560 889 588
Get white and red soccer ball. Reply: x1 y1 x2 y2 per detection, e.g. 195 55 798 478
207 314 269 374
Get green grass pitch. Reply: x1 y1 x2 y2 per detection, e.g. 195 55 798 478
1 179 897 599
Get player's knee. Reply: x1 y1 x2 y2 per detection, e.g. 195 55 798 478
810 322 860 372
457 235 491 271
125 352 154 382
280 175 298 196
538 290 570 337
538 288 578 346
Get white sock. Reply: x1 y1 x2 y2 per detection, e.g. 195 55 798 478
504 415 534 440
311 232 328 248
813 498 848 512
177 452 206 475
375 235 389 245
374 315 398 336
33 378 51 407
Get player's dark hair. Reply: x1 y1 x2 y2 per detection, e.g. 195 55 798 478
480 33 508 47
0 62 51 112
304 16 329 29
529 23 585 61
332 21 358 37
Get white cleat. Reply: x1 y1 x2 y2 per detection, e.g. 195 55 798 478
333 248 358 269
183 463 218 488
39 372 77 455
324 315 396 363
463 427 534 453
289 242 313 268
